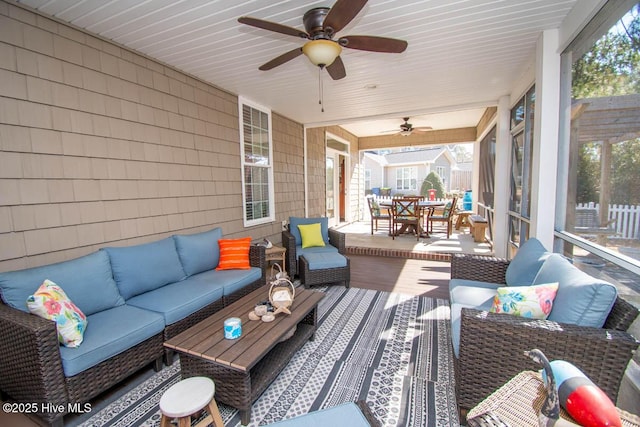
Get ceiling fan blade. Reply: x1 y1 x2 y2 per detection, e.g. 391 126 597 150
339 35 408 53
238 16 309 39
323 0 368 34
413 126 433 132
259 48 303 71
326 56 346 80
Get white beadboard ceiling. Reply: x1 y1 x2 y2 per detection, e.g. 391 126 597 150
14 0 578 136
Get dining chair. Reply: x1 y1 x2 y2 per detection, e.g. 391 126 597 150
366 196 391 235
391 198 421 241
427 197 458 238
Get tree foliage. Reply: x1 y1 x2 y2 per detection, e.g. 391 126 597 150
577 143 600 204
421 172 445 199
572 6 640 98
611 139 640 205
573 6 640 206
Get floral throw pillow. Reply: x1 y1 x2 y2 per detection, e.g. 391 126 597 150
490 282 559 319
27 279 88 348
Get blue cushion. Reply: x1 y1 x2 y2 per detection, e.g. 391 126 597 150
296 245 339 260
302 252 347 270
449 280 502 307
173 228 223 276
102 238 186 300
505 237 550 286
59 305 164 377
217 267 262 296
449 281 503 357
0 251 124 315
266 403 370 426
289 217 329 246
126 274 225 325
533 254 617 327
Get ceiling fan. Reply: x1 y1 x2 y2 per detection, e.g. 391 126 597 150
381 117 433 136
238 0 408 80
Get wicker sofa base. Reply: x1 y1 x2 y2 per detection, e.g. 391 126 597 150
299 255 350 288
0 328 163 427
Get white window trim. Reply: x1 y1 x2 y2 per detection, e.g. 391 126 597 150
238 96 275 227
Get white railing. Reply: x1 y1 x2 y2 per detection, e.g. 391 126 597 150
578 202 640 240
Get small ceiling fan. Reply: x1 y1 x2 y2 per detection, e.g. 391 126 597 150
238 0 408 80
381 117 433 136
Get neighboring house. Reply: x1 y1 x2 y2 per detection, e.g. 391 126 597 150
362 147 456 195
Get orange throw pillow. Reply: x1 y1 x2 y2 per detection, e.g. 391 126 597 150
216 237 252 270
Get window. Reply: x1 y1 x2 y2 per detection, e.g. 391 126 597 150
556 3 640 274
396 167 416 191
509 86 535 248
435 166 446 186
365 169 371 190
239 97 275 226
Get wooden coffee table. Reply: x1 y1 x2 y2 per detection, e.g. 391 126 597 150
164 286 324 424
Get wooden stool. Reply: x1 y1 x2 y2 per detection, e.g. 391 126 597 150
160 376 224 427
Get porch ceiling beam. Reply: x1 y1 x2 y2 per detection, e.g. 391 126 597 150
358 127 477 150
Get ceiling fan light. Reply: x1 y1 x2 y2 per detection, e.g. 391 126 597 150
400 130 412 136
302 39 342 66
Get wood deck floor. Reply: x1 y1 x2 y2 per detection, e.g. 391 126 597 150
349 254 451 300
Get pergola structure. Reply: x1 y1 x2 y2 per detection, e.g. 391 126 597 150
568 94 640 230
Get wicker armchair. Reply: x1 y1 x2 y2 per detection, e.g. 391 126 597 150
282 227 349 287
451 253 639 414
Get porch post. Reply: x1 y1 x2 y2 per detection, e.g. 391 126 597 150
493 95 511 258
531 29 561 249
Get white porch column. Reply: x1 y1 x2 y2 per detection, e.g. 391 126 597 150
493 95 511 258
531 29 561 249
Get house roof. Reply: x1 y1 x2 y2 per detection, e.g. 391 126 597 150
383 147 453 166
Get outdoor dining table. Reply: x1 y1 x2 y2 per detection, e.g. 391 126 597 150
380 200 445 237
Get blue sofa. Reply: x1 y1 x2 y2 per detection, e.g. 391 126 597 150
449 238 639 413
0 227 265 427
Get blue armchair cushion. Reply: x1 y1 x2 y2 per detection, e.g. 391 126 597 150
449 281 499 357
59 304 164 377
0 251 124 315
266 402 370 426
301 252 347 270
533 254 617 327
102 238 186 300
289 217 329 246
505 237 550 286
173 227 223 276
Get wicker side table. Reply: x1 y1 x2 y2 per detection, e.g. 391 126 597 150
467 371 640 427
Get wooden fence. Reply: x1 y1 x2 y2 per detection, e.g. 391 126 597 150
579 202 640 240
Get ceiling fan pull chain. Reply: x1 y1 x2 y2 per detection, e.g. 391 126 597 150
318 66 325 112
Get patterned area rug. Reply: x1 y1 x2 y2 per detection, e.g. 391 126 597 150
77 286 458 426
